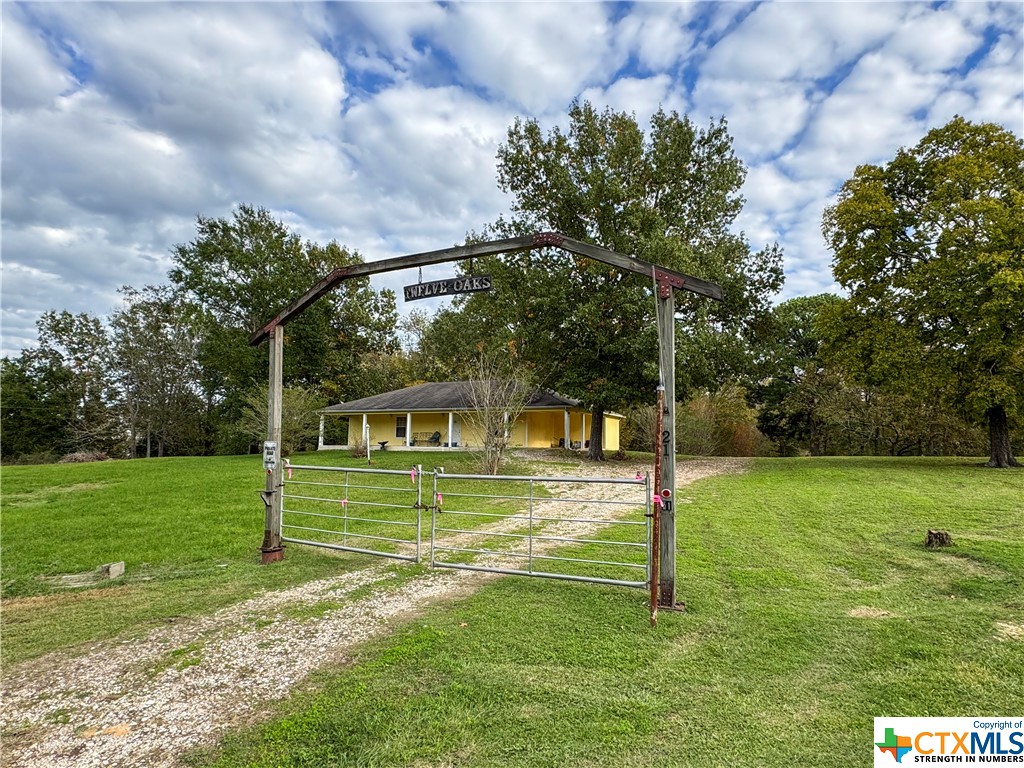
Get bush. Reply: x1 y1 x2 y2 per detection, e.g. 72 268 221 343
3 451 60 466
678 384 774 457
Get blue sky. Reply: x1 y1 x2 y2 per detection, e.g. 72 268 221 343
2 1 1022 356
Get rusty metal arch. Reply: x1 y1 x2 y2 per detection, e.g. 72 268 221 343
252 231 722 608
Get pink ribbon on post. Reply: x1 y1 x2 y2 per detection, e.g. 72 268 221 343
410 467 417 484
436 492 443 506
341 499 348 510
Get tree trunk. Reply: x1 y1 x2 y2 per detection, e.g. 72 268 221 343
587 407 606 461
986 404 1019 468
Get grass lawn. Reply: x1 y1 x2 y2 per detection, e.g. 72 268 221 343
184 457 1023 768
0 449 552 665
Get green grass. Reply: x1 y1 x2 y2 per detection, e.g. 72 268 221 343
185 457 1023 768
0 449 544 665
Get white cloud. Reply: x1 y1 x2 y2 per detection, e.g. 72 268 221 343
613 3 698 71
886 4 981 72
0 5 78 110
436 2 620 112
578 75 678 122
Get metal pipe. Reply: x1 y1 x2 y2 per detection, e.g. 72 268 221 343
651 384 664 627
435 472 645 484
415 464 423 563
528 479 535 574
430 561 647 589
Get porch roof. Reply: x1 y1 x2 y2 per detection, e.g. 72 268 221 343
323 381 581 414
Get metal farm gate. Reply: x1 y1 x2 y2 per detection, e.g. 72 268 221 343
281 465 425 562
430 470 651 588
275 465 651 589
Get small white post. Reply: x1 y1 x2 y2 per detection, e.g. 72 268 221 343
364 419 371 466
564 410 570 448
318 415 325 450
447 411 453 451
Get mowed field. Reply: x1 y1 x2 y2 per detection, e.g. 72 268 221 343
2 454 1022 767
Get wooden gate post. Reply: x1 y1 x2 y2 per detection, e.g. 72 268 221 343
654 273 678 607
261 325 284 563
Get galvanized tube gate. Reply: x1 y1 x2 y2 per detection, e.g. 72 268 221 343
276 464 652 591
280 464 424 562
430 470 651 588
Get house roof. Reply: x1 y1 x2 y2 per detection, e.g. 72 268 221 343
323 381 581 414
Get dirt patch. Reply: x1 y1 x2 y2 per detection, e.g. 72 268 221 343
4 585 140 611
995 621 1023 641
848 606 895 619
0 457 747 768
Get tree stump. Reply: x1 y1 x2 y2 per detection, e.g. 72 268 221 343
925 530 952 548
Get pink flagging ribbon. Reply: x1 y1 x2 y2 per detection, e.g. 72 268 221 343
436 492 443 506
635 471 643 480
287 466 293 480
652 494 663 508
341 499 348 509
410 467 417 484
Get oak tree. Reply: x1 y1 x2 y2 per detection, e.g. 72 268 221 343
439 101 783 459
822 117 1023 467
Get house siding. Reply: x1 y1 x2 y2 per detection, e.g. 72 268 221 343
324 409 619 451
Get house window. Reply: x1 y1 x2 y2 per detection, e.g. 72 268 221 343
396 416 407 439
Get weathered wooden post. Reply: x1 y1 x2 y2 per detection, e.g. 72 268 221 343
260 325 284 563
654 269 679 608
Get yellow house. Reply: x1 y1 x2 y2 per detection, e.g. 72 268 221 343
319 381 621 452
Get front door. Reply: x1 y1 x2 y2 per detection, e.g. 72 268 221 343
451 417 462 447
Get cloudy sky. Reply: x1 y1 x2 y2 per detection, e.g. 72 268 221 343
2 1 1022 357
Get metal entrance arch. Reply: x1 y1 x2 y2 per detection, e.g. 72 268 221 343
251 231 723 607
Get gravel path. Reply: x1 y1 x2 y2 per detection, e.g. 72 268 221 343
1 457 748 768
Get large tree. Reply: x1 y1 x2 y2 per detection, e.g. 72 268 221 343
430 101 782 459
751 294 843 456
822 116 1024 467
110 285 204 457
34 310 120 454
169 205 399 450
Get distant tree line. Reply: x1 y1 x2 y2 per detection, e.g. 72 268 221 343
2 111 1019 466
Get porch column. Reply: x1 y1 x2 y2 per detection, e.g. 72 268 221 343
447 411 453 451
406 412 412 448
318 415 325 450
580 413 586 447
362 413 368 446
564 410 570 447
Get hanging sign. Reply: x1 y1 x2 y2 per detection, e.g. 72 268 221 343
403 275 492 302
